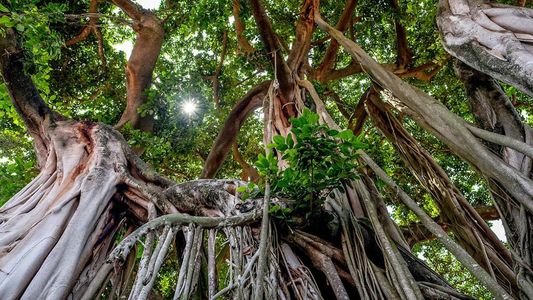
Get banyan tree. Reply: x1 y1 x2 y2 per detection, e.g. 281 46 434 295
0 0 532 299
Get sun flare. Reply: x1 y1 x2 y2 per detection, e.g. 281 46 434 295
182 100 197 116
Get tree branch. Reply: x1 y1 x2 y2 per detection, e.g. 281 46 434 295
401 206 501 245
249 0 294 111
233 0 255 54
390 0 412 71
202 81 270 178
113 0 164 133
315 0 358 78
0 29 62 168
286 0 316 72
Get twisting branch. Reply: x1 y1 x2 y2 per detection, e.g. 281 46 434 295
65 0 107 67
233 0 255 54
397 58 447 82
201 81 270 179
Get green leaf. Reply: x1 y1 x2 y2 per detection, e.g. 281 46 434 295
273 135 285 145
0 4 9 13
336 129 354 141
0 16 14 27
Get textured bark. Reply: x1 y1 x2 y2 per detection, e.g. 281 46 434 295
0 30 63 168
201 81 270 178
437 0 533 97
454 61 533 299
0 118 257 299
366 93 516 294
114 0 164 133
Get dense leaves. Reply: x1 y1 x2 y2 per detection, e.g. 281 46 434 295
2 0 532 298
240 109 366 221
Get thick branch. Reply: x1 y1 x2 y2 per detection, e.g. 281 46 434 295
249 0 294 110
112 0 145 20
233 0 255 54
0 30 60 168
287 0 317 71
113 0 164 133
467 124 533 160
201 81 270 178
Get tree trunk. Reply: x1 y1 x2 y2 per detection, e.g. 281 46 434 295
437 0 533 97
454 61 533 299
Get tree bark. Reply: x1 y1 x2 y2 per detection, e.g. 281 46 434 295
454 61 533 299
113 0 164 133
0 29 62 169
437 0 533 97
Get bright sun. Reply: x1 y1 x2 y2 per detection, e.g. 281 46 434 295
182 100 198 116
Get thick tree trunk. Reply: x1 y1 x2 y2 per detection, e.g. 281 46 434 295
454 61 533 299
437 0 533 97
0 121 123 299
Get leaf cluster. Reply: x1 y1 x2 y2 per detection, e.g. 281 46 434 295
241 109 366 223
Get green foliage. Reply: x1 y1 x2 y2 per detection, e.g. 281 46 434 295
0 0 524 295
414 240 492 299
250 109 366 222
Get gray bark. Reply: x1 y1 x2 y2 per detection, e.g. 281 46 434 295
437 0 533 97
454 61 533 299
